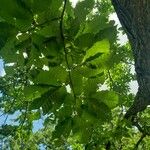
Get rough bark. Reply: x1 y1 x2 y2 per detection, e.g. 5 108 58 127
111 0 150 118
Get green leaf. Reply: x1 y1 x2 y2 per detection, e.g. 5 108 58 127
29 93 53 112
52 118 72 139
23 85 51 101
83 39 110 62
42 86 67 114
0 0 32 30
35 66 67 86
4 66 16 75
0 0 136 148
92 90 119 109
66 0 75 18
71 70 83 95
57 105 72 120
0 22 16 39
57 94 73 121
28 111 41 122
28 86 66 113
72 114 94 143
36 21 59 38
74 0 94 24
27 0 53 13
83 78 105 97
16 32 30 43
83 15 109 34
26 0 62 14
0 38 17 63
74 33 94 49
88 99 112 121
88 52 110 69
0 125 17 136
30 0 62 25
76 66 104 78
97 25 117 44
50 87 67 110
74 126 93 144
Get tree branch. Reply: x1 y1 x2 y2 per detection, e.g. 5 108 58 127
60 0 76 102
133 134 146 150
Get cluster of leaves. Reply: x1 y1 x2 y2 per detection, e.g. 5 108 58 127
0 0 150 149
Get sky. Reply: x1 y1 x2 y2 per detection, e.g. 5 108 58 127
70 0 78 7
0 59 5 77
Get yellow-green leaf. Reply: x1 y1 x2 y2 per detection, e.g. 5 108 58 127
83 39 110 62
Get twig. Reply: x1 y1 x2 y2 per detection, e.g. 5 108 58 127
19 17 60 34
125 117 150 150
107 70 124 150
131 117 150 136
133 134 146 150
108 70 114 90
18 103 29 150
60 0 76 101
20 102 29 129
105 141 111 150
132 118 144 133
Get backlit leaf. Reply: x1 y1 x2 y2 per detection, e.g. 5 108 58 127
83 39 110 62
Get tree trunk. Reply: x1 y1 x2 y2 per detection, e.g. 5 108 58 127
111 0 150 118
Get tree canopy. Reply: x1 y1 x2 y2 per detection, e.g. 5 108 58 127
0 0 150 149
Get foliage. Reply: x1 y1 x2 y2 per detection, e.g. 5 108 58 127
0 0 149 149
